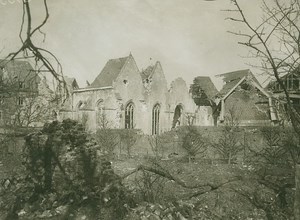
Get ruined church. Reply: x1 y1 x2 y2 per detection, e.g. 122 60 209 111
59 54 216 134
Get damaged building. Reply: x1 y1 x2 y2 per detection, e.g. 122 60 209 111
59 54 218 134
59 55 280 134
216 69 278 126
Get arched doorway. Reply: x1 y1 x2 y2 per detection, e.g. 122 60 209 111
172 104 183 128
152 104 160 135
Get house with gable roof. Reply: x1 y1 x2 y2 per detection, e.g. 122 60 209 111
0 59 59 127
216 69 278 126
267 67 300 114
60 53 217 134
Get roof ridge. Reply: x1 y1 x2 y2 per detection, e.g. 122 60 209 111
108 55 130 61
90 54 132 88
118 54 131 77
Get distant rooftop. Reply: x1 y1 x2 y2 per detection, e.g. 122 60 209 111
0 59 37 82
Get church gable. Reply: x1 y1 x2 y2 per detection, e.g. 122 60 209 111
168 78 195 111
142 61 168 95
113 54 144 102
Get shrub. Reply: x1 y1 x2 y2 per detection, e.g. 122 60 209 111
2 119 134 219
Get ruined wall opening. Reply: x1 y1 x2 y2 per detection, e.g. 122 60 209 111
76 101 83 110
172 104 183 128
96 99 107 128
152 103 160 135
125 102 134 129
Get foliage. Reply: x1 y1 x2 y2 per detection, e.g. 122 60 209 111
95 129 120 158
181 126 208 163
1 119 134 219
190 79 211 106
119 129 139 157
211 126 243 164
95 128 140 158
243 127 296 219
281 128 300 167
147 135 167 159
248 127 291 166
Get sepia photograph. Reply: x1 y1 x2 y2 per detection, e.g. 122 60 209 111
0 0 300 219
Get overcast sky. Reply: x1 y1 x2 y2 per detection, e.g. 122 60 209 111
0 0 267 89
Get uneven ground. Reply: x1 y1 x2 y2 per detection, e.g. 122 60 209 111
113 158 278 220
0 156 293 219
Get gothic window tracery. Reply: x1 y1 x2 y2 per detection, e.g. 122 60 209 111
152 104 160 135
125 102 134 129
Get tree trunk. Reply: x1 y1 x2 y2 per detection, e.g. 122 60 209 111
228 152 232 165
295 164 300 220
44 144 53 192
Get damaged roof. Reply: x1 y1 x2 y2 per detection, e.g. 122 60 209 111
192 76 218 99
141 65 155 80
141 61 162 80
217 69 260 97
217 69 251 83
90 55 129 88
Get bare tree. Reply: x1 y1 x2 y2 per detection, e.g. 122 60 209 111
96 111 110 130
119 130 138 157
0 0 67 129
1 0 67 98
148 135 164 159
227 0 300 218
12 95 55 127
95 112 120 157
0 68 57 128
225 104 243 127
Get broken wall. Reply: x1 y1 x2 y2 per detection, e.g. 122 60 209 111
167 78 197 128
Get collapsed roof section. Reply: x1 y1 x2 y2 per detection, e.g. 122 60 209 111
217 69 260 97
216 69 278 122
191 76 218 100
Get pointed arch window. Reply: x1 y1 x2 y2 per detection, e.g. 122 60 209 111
125 102 134 129
96 99 105 127
152 104 160 135
96 99 104 113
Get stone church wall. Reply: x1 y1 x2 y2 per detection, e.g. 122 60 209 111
59 56 215 134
